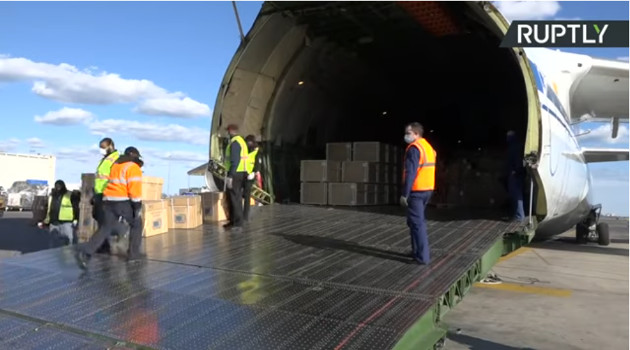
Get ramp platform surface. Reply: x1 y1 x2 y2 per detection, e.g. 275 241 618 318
0 205 523 349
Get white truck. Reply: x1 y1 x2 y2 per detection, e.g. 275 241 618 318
0 153 56 211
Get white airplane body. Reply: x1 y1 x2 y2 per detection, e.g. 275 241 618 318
523 47 628 241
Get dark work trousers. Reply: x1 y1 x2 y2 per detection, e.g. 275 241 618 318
407 191 433 264
80 201 143 259
508 173 525 220
92 194 113 253
227 172 247 227
242 178 254 222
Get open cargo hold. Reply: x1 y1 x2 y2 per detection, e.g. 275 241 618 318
211 1 529 220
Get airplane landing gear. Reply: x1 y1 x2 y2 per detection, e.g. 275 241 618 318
596 222 610 246
575 205 609 246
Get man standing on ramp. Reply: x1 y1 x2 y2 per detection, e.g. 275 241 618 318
400 122 436 265
223 124 248 232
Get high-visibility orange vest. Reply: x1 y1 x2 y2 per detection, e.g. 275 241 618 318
403 138 436 191
103 161 143 202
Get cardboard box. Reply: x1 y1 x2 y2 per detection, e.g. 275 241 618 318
142 176 164 201
390 146 401 166
80 173 163 202
353 142 389 163
81 173 95 203
379 185 390 205
392 166 400 185
379 164 391 184
201 192 229 223
300 182 328 205
390 185 398 204
326 143 352 161
300 160 340 182
364 184 379 205
342 161 379 183
78 203 97 242
328 183 368 206
142 200 168 237
167 196 202 229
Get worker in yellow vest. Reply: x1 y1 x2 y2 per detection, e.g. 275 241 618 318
93 137 120 254
401 122 436 265
223 124 248 232
38 180 78 245
243 135 262 223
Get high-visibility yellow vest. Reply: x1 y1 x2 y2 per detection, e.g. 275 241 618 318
245 148 259 174
224 135 248 173
45 192 74 223
95 150 120 194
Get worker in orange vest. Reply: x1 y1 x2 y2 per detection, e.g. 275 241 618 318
401 122 436 265
75 147 144 269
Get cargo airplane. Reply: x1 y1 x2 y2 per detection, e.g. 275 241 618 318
199 1 628 246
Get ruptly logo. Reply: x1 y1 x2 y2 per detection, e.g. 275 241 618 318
500 21 629 47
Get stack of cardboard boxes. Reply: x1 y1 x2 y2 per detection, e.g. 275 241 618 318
77 174 207 243
78 173 97 242
430 150 509 209
300 142 401 206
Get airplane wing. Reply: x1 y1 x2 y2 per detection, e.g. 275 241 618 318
571 57 629 125
581 148 629 163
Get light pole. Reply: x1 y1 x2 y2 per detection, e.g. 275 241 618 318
167 155 171 196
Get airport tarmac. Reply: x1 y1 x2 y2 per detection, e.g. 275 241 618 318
445 217 629 350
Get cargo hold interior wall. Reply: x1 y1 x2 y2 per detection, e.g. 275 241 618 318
213 2 529 215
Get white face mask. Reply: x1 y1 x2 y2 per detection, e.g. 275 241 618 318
404 134 415 144
99 148 108 156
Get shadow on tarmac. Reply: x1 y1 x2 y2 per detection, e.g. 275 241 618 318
0 212 67 254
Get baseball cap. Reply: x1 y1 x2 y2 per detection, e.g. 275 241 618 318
124 146 142 158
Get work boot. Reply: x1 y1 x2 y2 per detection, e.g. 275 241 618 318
127 253 146 263
74 250 90 270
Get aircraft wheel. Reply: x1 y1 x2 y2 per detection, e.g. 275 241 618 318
597 222 610 246
434 337 446 349
575 223 589 244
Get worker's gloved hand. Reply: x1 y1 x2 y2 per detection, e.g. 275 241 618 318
226 177 233 189
37 222 45 229
247 172 256 181
72 220 78 227
399 195 408 207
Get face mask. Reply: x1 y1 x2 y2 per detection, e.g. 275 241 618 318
404 135 415 144
100 148 107 155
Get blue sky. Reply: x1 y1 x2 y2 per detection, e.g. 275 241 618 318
0 1 627 215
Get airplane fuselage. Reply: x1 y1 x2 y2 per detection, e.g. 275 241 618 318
528 56 595 238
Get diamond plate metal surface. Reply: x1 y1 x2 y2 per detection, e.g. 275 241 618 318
0 204 524 349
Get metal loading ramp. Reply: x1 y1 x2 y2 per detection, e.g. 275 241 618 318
0 205 525 350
